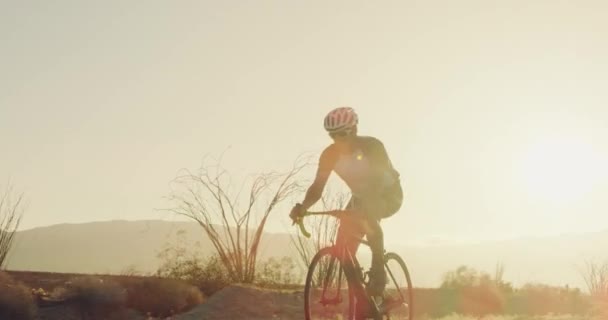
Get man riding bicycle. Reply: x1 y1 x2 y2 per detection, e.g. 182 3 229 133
290 106 404 299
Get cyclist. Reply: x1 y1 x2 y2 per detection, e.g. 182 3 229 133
290 106 404 300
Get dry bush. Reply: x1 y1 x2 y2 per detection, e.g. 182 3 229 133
181 254 233 296
0 183 24 268
255 256 300 288
156 233 233 296
119 265 147 277
0 271 37 320
436 264 592 317
580 259 608 318
510 283 589 316
166 155 309 284
121 276 204 318
290 189 346 273
437 265 511 317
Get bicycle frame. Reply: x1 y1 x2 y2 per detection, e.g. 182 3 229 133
297 210 383 317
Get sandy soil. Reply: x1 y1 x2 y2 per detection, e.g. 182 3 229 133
176 284 306 320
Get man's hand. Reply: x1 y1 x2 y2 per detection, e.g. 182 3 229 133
289 203 304 224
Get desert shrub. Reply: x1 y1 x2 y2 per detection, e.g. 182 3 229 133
508 283 589 315
121 276 204 318
436 265 507 317
255 256 300 288
0 271 36 320
166 157 306 284
157 250 233 296
187 254 233 295
437 265 592 317
580 259 608 318
119 265 146 277
0 184 25 269
592 298 608 319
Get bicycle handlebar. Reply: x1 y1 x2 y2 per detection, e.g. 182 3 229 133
293 210 345 239
296 216 311 238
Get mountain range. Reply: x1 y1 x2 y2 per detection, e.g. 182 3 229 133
5 220 607 289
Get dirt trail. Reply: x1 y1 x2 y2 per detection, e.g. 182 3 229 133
176 284 305 320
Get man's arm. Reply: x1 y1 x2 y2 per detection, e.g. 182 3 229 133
300 148 334 211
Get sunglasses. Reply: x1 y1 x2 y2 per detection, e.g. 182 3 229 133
329 130 352 139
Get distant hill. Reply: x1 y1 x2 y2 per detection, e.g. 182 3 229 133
5 220 607 289
391 229 608 289
6 220 294 274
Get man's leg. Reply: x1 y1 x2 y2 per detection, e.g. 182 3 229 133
337 198 365 259
366 186 404 296
365 217 386 296
365 190 402 297
340 198 373 319
335 216 363 262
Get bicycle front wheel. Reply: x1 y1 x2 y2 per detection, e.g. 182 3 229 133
304 247 355 320
383 252 414 320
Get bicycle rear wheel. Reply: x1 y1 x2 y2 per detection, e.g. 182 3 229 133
305 247 355 320
382 252 414 320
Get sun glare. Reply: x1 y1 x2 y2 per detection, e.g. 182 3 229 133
519 136 603 205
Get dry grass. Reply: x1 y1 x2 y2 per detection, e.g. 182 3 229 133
8 271 206 318
590 293 608 319
52 276 126 305
4 270 600 320
0 271 37 320
405 314 589 320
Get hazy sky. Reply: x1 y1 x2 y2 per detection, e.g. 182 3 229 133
2 1 608 246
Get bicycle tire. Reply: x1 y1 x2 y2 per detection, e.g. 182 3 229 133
383 252 414 320
304 246 356 320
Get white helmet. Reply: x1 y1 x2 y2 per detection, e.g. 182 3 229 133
323 107 358 133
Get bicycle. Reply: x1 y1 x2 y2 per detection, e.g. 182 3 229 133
294 209 414 320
